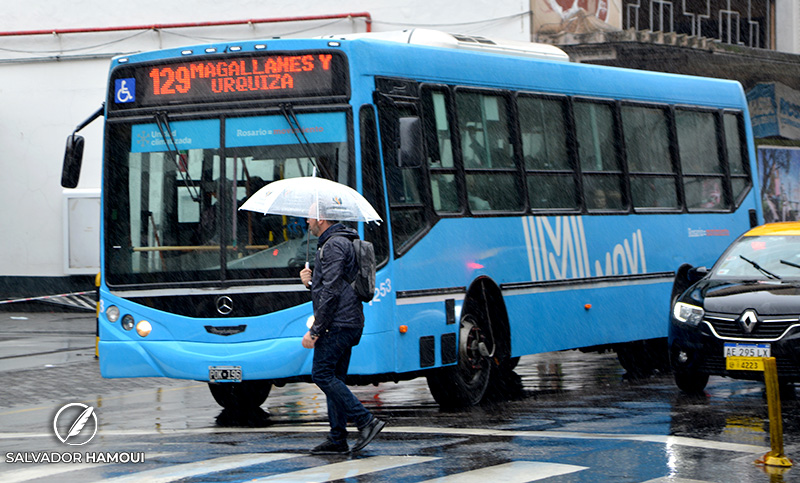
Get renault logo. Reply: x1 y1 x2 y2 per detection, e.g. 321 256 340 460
216 296 234 315
739 309 759 334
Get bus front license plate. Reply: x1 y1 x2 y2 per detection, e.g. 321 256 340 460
725 356 765 371
723 342 770 358
209 365 242 382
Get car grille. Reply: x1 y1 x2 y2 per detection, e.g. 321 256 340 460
703 312 800 340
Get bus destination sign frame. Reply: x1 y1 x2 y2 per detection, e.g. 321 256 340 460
109 50 348 109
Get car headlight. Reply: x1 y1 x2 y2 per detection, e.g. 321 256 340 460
673 302 704 326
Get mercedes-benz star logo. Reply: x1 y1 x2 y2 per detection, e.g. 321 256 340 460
739 309 759 334
216 296 233 315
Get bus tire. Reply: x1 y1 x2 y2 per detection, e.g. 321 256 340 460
208 380 272 410
615 338 670 379
674 370 709 393
426 312 492 408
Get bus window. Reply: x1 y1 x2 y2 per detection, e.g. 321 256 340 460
422 87 460 214
574 100 625 211
518 94 576 210
621 104 679 210
724 111 751 206
676 109 728 211
378 99 428 253
359 105 390 267
455 90 522 212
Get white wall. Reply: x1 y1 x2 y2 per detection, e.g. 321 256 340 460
0 1 530 278
776 0 800 54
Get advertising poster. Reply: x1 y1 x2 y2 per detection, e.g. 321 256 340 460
758 146 800 223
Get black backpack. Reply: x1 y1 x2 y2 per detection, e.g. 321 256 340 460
321 236 376 303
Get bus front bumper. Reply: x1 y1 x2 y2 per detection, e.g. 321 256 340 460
98 338 313 381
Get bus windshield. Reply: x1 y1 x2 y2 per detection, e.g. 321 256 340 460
104 110 351 287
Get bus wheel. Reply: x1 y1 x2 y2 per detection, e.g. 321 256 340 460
674 371 709 393
615 338 670 379
426 313 492 408
208 380 272 410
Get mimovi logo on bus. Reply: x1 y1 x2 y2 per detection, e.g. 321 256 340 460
522 216 646 281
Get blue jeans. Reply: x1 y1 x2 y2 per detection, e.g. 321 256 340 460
311 326 372 443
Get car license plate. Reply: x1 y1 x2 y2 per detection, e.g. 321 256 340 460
725 356 765 371
209 365 242 382
723 342 770 358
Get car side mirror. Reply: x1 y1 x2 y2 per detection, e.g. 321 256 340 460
397 116 423 168
688 266 709 282
61 133 85 189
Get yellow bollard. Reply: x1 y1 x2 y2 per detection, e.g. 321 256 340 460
95 272 101 359
755 357 793 468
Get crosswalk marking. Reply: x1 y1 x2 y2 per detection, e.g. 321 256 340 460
3 463 114 483
419 461 588 483
98 453 298 483
0 425 769 454
251 455 439 482
642 478 710 483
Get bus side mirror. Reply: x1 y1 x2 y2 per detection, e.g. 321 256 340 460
61 133 85 189
397 116 423 168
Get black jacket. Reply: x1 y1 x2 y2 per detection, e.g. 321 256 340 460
308 223 364 336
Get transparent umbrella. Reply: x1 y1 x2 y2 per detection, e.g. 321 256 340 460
238 174 382 267
239 175 382 223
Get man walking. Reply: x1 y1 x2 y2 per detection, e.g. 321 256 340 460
300 207 385 455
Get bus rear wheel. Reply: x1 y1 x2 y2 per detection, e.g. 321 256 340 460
426 313 492 408
208 380 272 410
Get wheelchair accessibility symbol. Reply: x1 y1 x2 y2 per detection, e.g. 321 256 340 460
115 78 135 103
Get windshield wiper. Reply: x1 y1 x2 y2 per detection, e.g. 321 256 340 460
739 255 781 280
154 112 200 202
780 259 800 270
279 103 332 179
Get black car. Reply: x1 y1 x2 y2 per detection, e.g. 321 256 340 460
669 222 800 393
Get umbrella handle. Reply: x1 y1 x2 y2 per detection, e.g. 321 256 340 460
305 262 309 269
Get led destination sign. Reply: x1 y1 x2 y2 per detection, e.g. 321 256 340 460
110 51 347 108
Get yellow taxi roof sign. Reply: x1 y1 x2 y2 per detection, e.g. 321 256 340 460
745 222 800 237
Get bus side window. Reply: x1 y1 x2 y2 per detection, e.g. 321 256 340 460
359 105 390 267
574 100 625 211
676 109 729 211
421 87 460 214
724 111 751 207
518 94 577 210
455 90 522 213
622 104 679 210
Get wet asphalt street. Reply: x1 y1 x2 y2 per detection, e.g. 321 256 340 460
0 310 799 482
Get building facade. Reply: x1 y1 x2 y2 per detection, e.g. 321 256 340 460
1 0 799 299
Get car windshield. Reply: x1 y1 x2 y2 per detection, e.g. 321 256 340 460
711 235 800 281
104 110 351 287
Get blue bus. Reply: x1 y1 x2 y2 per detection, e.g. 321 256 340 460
62 29 761 409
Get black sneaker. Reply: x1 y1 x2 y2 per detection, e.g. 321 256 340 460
310 439 349 455
351 417 386 452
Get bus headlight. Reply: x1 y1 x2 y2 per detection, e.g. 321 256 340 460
136 320 152 337
121 314 135 331
106 305 120 323
673 302 704 326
